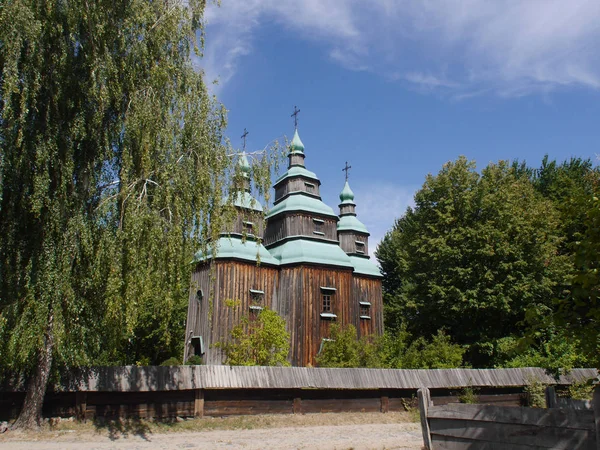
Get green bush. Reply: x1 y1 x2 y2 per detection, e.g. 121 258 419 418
185 355 204 365
160 357 182 366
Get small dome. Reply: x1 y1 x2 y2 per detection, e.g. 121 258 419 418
238 152 251 176
339 181 355 203
290 129 305 153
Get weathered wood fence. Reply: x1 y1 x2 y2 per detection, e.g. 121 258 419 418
1 366 597 422
418 386 600 450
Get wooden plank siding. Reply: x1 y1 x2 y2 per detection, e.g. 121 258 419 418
264 214 338 247
184 261 279 365
274 177 322 200
274 265 354 366
350 275 383 338
339 232 369 256
418 386 600 450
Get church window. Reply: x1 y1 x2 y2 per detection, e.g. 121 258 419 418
355 240 365 254
359 301 371 319
322 294 332 312
305 182 316 193
320 287 337 319
313 218 325 236
243 220 254 235
249 289 264 312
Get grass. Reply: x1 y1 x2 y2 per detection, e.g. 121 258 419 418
0 411 416 442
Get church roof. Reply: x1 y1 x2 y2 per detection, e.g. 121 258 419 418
268 239 354 268
349 255 382 278
267 193 337 219
337 215 369 234
194 236 279 266
223 191 263 212
274 166 319 185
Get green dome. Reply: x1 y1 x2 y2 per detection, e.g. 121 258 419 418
290 129 305 153
266 193 337 219
194 236 279 266
274 166 319 185
337 215 369 234
239 152 251 176
268 239 354 268
349 255 382 278
339 181 355 204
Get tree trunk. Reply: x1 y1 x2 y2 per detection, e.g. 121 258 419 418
12 313 54 430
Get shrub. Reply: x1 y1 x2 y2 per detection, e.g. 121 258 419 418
160 357 182 366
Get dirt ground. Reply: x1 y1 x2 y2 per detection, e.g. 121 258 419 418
0 412 424 450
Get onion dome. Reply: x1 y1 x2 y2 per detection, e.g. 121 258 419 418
339 181 355 204
239 152 251 177
290 129 305 153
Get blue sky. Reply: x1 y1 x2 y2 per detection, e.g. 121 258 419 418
200 0 600 254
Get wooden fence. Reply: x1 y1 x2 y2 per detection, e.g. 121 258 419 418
418 386 600 450
2 366 597 422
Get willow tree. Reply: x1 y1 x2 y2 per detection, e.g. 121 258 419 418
0 0 276 428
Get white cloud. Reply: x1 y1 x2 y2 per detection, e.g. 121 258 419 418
200 0 600 97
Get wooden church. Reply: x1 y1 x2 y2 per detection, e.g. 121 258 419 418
183 119 383 367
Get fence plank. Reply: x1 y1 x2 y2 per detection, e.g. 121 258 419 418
418 387 432 450
593 387 600 450
428 403 595 430
432 434 548 450
430 417 595 449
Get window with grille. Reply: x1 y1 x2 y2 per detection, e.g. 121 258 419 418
320 287 337 319
355 240 365 254
359 301 371 319
313 218 325 236
249 289 264 313
322 294 332 312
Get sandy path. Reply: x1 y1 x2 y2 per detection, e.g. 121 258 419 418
0 423 423 449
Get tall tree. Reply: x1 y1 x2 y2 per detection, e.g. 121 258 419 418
0 0 275 428
377 157 570 367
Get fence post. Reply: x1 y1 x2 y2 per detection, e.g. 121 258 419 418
418 387 433 450
194 389 204 418
593 386 600 450
545 386 557 408
381 395 389 413
293 397 302 414
75 392 87 422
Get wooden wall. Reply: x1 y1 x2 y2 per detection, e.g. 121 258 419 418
264 214 338 246
274 177 321 200
275 265 354 366
338 232 369 255
0 387 532 422
418 387 600 450
350 275 384 338
184 261 279 365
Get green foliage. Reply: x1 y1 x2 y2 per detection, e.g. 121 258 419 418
216 308 290 367
159 357 182 367
458 385 479 404
317 325 464 369
185 355 204 366
0 0 279 425
567 379 594 400
317 324 363 368
555 190 600 367
523 377 547 408
494 330 588 376
377 157 571 367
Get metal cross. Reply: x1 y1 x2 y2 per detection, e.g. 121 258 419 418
241 128 249 151
291 105 301 129
342 161 352 181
